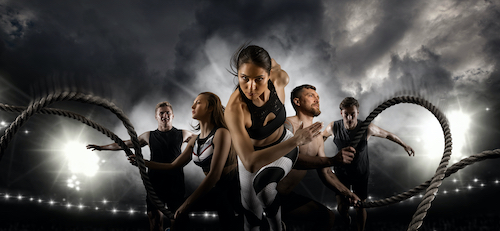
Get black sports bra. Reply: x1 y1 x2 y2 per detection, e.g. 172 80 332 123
238 80 286 140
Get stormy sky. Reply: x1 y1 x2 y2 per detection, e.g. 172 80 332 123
1 0 500 225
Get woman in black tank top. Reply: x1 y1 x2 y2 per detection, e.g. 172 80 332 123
225 45 323 231
130 92 240 230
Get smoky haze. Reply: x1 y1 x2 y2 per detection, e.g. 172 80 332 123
1 0 499 218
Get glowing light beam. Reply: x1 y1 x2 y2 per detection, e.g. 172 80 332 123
63 142 100 177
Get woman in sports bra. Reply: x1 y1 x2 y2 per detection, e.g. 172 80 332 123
225 45 323 231
131 92 241 230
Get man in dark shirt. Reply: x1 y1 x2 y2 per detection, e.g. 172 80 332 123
87 101 193 231
323 97 415 231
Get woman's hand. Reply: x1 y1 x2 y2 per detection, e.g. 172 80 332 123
293 122 323 146
174 202 190 220
127 154 137 166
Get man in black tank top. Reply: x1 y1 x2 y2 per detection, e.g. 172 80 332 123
323 97 415 231
87 101 193 231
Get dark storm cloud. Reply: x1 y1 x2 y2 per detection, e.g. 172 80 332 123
480 4 500 100
336 0 422 81
387 46 453 97
0 0 195 108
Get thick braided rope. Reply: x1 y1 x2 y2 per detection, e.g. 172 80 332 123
361 149 500 208
349 96 452 231
0 92 174 218
0 103 133 157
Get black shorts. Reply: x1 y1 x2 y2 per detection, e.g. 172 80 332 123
280 191 315 216
335 173 369 200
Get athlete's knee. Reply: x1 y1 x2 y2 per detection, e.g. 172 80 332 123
315 203 335 227
355 206 366 215
148 210 159 219
337 199 350 214
253 167 285 192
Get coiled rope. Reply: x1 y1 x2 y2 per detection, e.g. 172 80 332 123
0 91 174 218
349 96 452 231
361 149 500 209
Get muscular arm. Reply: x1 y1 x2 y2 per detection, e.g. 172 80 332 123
175 129 232 218
270 58 289 102
144 136 196 170
87 132 149 151
182 130 195 143
316 142 360 202
322 121 334 142
368 124 415 156
293 145 355 170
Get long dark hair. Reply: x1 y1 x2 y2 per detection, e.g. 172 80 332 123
229 44 272 77
192 92 236 167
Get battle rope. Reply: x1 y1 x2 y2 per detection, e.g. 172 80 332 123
361 149 500 209
0 103 133 157
0 92 174 218
349 96 452 231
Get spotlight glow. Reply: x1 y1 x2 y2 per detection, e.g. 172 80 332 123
447 111 471 158
63 142 100 177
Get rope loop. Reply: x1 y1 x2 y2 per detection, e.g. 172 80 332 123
0 91 174 218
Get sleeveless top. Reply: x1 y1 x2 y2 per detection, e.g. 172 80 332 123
332 119 369 178
192 128 218 172
148 127 185 198
238 80 286 140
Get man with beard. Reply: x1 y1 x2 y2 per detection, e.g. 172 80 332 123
323 97 415 231
87 101 193 231
279 84 360 230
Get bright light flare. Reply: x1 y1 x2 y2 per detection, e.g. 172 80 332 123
447 111 471 159
416 110 471 162
64 142 100 177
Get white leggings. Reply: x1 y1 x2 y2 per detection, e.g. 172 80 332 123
238 129 299 231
